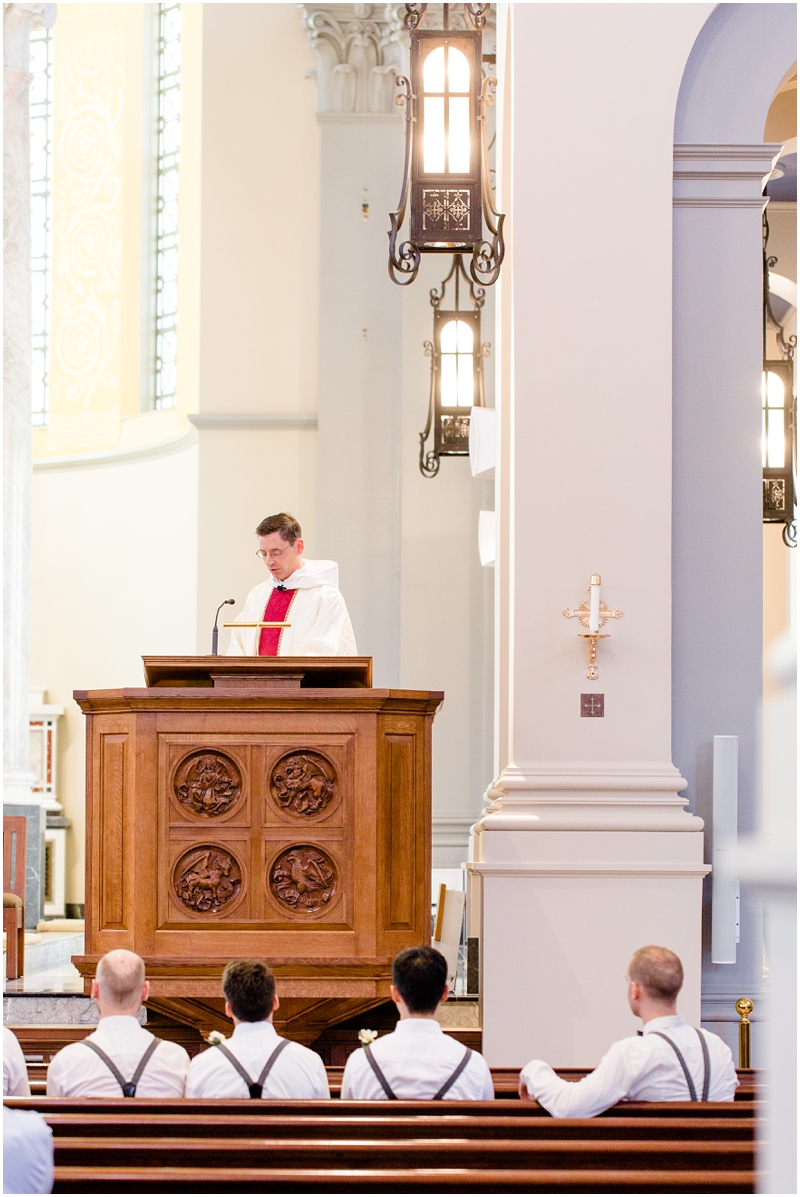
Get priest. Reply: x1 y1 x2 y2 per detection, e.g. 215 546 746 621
227 513 357 657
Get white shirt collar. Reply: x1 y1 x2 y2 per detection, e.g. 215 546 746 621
642 1015 685 1034
96 1015 145 1031
231 1020 278 1038
393 1018 443 1034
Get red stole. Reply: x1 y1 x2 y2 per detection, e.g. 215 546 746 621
258 587 296 656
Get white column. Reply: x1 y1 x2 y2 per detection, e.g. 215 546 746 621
302 3 405 685
471 4 712 1067
3 2 55 926
672 143 780 1054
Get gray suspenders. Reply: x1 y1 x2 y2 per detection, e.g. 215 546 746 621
214 1037 291 1099
363 1042 474 1101
651 1028 711 1101
80 1036 163 1098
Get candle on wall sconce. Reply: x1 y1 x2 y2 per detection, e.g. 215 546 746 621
563 575 623 680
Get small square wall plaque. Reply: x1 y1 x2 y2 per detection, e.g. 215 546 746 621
581 693 604 717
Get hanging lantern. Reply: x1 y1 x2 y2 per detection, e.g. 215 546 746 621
762 212 797 546
762 359 796 533
389 3 505 288
419 254 491 476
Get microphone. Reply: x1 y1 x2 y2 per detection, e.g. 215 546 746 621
211 599 235 655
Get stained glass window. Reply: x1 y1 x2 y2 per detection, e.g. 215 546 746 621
30 25 53 427
154 3 182 409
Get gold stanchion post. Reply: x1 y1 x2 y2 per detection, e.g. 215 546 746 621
735 997 753 1069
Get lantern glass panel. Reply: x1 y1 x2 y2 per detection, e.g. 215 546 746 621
421 44 472 176
424 45 446 90
448 47 470 93
449 98 470 172
762 369 786 468
424 97 446 173
441 318 474 407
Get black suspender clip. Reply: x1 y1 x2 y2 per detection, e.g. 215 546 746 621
363 1043 473 1101
80 1036 163 1098
214 1037 291 1099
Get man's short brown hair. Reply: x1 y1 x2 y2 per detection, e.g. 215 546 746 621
628 945 684 1002
222 959 276 1022
255 513 301 544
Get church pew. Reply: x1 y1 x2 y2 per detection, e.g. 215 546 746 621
49 1135 754 1171
51 1165 755 1193
40 1112 756 1141
21 1067 759 1101
6 1097 756 1119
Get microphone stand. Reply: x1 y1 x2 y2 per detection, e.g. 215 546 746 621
212 599 235 655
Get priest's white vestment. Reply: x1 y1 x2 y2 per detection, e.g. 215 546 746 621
226 560 357 656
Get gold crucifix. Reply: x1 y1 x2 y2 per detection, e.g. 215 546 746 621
562 574 622 680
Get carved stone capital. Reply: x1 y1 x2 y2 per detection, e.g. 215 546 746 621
3 3 56 74
300 3 408 114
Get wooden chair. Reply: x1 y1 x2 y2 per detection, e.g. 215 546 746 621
3 815 27 979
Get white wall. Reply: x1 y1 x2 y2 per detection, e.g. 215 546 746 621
31 443 198 904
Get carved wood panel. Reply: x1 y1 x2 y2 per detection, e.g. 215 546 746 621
99 733 128 929
173 750 243 818
385 733 416 930
172 844 244 915
158 735 354 929
268 844 338 914
269 751 338 820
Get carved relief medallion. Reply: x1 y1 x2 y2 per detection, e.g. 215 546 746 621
174 751 242 817
269 845 338 913
270 752 337 819
173 846 242 914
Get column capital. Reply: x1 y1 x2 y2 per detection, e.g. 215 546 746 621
300 3 407 114
3 3 56 74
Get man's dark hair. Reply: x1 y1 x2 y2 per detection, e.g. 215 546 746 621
392 946 448 1015
222 959 276 1022
255 513 302 544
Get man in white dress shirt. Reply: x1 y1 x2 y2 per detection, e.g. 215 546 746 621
3 1108 53 1194
519 945 738 1116
341 946 494 1101
3 1026 31 1096
186 959 329 1099
47 950 189 1098
227 513 357 657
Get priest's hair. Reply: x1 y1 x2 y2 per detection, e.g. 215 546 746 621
256 513 301 544
628 945 683 1002
96 949 146 1008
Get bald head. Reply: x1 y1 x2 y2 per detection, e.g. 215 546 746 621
94 950 146 1012
628 946 683 1003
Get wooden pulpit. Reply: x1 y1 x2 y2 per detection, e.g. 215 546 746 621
73 658 442 1043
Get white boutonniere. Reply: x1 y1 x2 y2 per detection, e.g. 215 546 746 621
206 1029 227 1045
358 1029 378 1046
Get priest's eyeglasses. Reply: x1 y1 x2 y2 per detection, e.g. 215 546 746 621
256 548 291 562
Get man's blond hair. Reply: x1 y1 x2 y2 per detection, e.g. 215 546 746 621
95 949 146 1008
628 945 683 1002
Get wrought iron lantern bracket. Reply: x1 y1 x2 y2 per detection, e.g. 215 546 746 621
388 2 505 288
762 210 797 547
419 253 491 477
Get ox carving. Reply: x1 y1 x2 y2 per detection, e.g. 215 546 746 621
174 846 242 914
